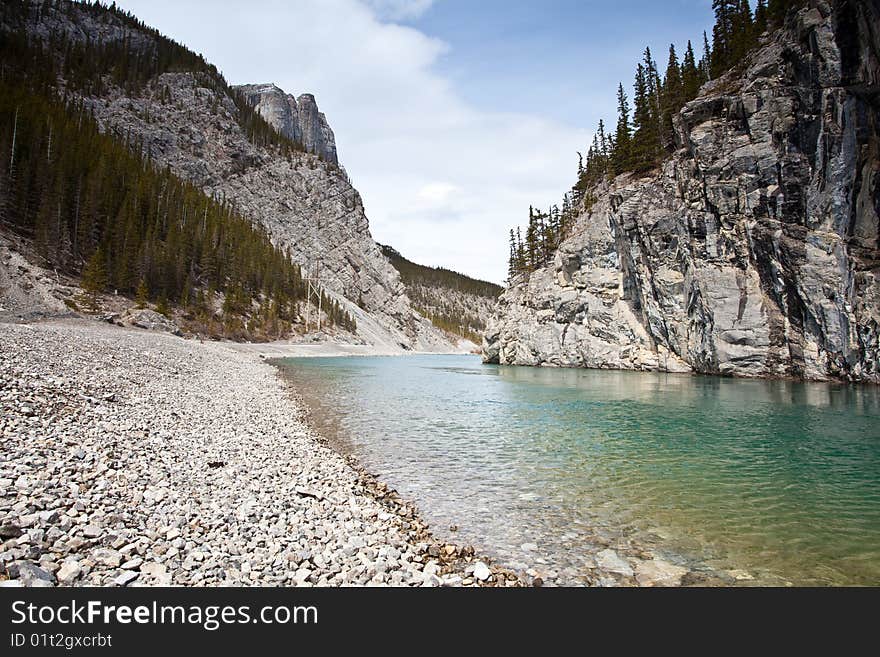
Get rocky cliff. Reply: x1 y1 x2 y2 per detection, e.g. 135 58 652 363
485 1 880 382
236 84 339 165
2 1 454 350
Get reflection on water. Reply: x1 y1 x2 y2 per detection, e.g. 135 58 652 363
275 355 880 586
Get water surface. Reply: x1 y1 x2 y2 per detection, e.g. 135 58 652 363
275 355 880 585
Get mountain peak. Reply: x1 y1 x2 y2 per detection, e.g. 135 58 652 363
236 83 338 165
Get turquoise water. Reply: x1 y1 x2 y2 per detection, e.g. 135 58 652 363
275 355 880 586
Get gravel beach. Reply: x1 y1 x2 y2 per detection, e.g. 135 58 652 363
0 319 518 587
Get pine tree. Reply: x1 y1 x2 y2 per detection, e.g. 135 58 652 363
515 227 525 274
682 40 702 100
660 44 683 150
702 31 713 80
135 278 148 308
755 0 768 33
767 0 796 27
156 295 170 318
632 63 660 171
597 119 608 161
508 229 517 280
643 47 662 135
711 0 737 78
80 246 107 308
612 83 632 175
525 206 538 271
731 0 756 63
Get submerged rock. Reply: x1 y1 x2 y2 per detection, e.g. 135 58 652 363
634 559 689 587
596 549 634 577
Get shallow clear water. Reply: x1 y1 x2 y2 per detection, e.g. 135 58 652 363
275 355 880 586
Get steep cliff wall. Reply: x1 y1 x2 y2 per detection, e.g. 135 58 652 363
485 1 880 382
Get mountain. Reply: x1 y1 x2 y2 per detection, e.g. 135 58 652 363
0 0 456 351
380 245 502 344
485 1 880 383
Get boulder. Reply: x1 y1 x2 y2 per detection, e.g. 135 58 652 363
125 309 182 337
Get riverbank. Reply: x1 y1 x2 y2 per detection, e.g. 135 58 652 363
0 318 518 587
224 339 475 359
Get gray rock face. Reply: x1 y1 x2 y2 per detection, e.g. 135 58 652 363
236 84 339 165
486 1 880 383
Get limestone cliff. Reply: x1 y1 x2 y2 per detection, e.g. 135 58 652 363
485 1 880 382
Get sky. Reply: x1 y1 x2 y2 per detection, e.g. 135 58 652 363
115 0 715 284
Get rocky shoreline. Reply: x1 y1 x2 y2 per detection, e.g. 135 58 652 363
0 319 520 587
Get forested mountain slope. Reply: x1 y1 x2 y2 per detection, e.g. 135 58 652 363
0 74 358 338
380 245 502 343
485 0 880 383
0 0 455 349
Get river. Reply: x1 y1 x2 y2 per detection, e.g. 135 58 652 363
274 354 880 586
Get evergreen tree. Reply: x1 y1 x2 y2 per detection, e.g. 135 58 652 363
660 44 683 150
755 0 768 33
515 227 525 274
508 229 517 280
156 295 170 317
612 83 632 175
643 47 662 133
682 40 702 100
731 0 756 63
525 206 538 271
597 119 609 160
135 279 148 308
768 0 797 27
632 63 660 171
711 0 737 78
80 246 107 308
702 31 713 80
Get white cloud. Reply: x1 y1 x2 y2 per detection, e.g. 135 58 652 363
363 0 435 21
416 182 458 204
116 0 587 283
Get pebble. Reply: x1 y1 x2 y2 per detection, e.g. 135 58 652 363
92 548 122 568
114 571 139 587
0 524 22 539
56 559 82 584
81 525 102 539
473 562 492 581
